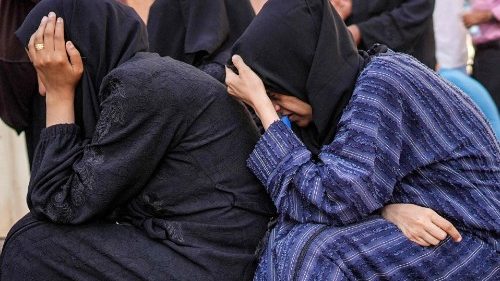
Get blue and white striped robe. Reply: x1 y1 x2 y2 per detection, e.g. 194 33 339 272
249 52 500 281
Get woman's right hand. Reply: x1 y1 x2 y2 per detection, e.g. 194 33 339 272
382 204 462 246
225 55 280 129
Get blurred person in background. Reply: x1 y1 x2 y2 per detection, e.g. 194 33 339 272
463 0 500 108
0 0 44 165
331 0 436 69
147 0 256 82
435 0 500 138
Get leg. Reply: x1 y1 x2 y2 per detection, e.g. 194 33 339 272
262 217 500 280
0 213 212 281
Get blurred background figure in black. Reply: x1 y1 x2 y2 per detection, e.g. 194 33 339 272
0 0 44 165
331 0 436 69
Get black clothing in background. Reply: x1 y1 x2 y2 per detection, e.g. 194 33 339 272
1 0 275 279
147 0 255 81
347 0 436 69
473 41 500 107
0 0 43 164
231 0 367 155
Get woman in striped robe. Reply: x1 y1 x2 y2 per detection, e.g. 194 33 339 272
225 0 500 280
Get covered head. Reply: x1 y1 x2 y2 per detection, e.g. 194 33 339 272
148 0 255 67
231 0 365 154
16 0 148 139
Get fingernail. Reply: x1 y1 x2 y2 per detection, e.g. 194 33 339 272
41 16 48 23
232 55 239 61
66 41 73 48
48 12 56 18
57 17 63 23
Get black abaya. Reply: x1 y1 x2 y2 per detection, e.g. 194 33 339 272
0 0 275 279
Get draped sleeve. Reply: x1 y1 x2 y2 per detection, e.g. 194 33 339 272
353 0 435 51
247 76 404 225
28 65 187 224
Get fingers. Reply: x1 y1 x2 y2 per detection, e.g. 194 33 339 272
44 12 57 51
432 214 462 242
54 17 66 52
412 237 431 247
34 15 48 47
231 55 250 74
225 66 238 82
29 16 48 61
28 33 37 61
424 221 448 241
66 41 84 75
402 229 430 247
420 230 441 246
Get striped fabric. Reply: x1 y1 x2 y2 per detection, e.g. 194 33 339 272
248 52 500 280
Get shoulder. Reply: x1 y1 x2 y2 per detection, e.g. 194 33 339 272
100 53 225 105
356 51 446 95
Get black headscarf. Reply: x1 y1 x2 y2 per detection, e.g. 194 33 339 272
16 0 148 139
147 0 254 67
231 0 368 155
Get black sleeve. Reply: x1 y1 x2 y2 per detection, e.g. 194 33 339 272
28 70 186 224
351 0 435 50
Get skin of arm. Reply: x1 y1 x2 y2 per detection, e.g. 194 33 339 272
225 55 461 246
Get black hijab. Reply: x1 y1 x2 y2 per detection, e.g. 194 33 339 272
147 0 255 67
231 0 368 155
16 0 148 139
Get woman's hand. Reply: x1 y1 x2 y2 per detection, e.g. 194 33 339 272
329 0 352 21
27 12 84 126
382 204 462 247
225 55 279 130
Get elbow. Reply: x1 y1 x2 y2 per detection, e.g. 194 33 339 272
29 197 94 225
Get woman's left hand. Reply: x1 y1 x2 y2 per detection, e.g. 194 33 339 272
382 203 462 247
28 12 84 126
225 55 279 129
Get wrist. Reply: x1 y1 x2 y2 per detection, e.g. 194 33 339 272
45 90 75 127
381 205 397 223
253 99 280 130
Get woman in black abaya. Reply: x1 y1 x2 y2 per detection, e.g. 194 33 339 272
0 0 274 280
147 0 255 82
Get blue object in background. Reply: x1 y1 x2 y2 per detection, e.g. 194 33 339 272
281 116 292 128
439 68 500 140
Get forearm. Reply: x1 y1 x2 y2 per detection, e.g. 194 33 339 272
45 89 75 127
252 96 280 130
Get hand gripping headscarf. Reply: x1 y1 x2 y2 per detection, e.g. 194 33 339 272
231 0 368 155
16 0 148 139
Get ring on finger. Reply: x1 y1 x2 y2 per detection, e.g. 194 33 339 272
35 43 45 51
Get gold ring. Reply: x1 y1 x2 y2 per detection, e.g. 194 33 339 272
34 43 45 51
